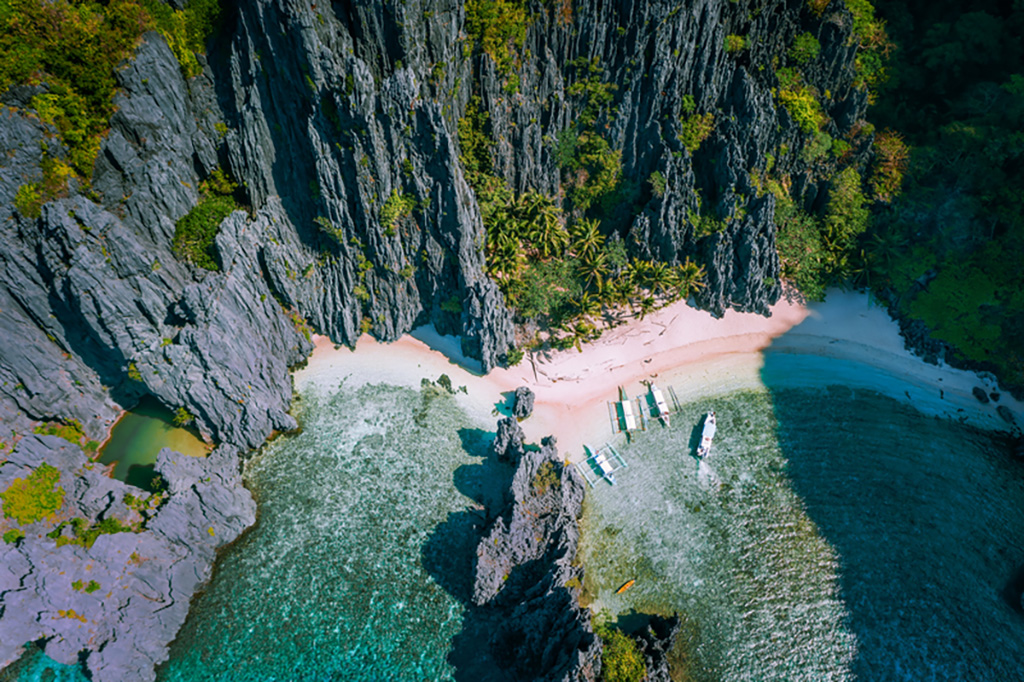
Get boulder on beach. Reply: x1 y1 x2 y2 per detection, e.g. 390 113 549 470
513 387 536 421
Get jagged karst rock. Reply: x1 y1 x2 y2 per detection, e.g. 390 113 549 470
491 416 527 465
0 0 875 679
632 614 683 682
0 436 254 681
513 386 536 421
471 0 869 317
469 425 599 682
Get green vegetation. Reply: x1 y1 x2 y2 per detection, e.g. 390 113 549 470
139 0 225 79
71 578 101 593
788 32 821 64
776 68 826 134
172 406 195 427
464 0 527 75
0 0 224 204
852 0 1024 388
1 463 64 525
532 460 561 494
724 34 748 53
648 171 666 198
844 0 891 96
380 189 416 235
866 129 908 202
504 346 524 366
50 516 135 548
559 58 622 213
678 112 715 153
172 168 239 271
772 168 868 301
127 362 142 382
595 623 646 682
3 528 25 544
33 419 86 446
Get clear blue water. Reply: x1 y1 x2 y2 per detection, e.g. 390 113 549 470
155 382 488 681
579 366 1024 680
10 357 1024 682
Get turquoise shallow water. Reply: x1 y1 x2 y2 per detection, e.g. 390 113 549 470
579 362 1024 680
156 381 486 682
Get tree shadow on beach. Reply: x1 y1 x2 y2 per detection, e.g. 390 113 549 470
421 427 517 680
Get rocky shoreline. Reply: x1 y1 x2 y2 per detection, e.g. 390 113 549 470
0 437 254 680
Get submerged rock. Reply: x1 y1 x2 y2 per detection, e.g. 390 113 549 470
632 614 683 682
973 387 991 404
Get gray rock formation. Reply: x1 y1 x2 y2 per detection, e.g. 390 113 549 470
490 415 527 465
0 0 870 679
632 614 683 682
512 386 535 421
468 0 868 316
470 425 600 682
0 435 254 681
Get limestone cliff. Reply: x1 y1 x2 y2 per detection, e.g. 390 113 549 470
0 0 869 679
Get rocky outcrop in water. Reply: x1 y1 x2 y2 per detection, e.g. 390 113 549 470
632 614 683 682
0 435 254 681
466 421 600 681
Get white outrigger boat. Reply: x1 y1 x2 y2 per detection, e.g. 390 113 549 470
646 383 679 427
696 411 716 458
608 387 646 434
576 442 629 487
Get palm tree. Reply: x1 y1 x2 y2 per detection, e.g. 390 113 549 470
570 218 604 261
645 261 674 296
572 292 602 321
637 295 656 320
673 259 705 298
576 250 609 289
487 233 523 283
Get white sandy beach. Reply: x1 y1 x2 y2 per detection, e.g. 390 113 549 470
294 290 1022 462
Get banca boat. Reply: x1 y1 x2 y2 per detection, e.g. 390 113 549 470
696 411 716 458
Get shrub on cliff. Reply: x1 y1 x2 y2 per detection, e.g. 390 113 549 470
1 463 65 526
776 68 826 134
788 32 821 64
172 168 239 271
595 623 646 682
464 0 527 75
0 0 225 192
678 112 716 153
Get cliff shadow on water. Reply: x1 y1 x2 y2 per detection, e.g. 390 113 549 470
759 323 1024 680
422 426 517 681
